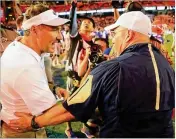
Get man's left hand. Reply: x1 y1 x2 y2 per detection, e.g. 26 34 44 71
8 112 33 132
56 87 69 100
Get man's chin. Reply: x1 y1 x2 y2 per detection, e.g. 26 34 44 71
49 50 54 54
48 46 54 53
47 49 54 54
83 28 91 32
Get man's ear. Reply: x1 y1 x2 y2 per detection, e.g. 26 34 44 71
126 30 134 42
30 26 38 36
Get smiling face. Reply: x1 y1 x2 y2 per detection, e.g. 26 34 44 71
32 25 62 54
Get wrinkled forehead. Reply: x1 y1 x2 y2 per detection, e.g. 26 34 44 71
41 24 61 30
113 26 128 32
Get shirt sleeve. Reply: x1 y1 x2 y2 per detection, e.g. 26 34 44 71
63 65 106 123
13 66 57 116
69 1 78 37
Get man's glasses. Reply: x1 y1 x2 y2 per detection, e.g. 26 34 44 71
109 29 127 37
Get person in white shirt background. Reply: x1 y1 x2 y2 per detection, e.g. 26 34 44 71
51 40 62 67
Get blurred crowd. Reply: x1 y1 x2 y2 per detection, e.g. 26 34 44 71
1 9 175 65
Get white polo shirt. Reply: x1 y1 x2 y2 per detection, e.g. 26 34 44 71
0 41 57 124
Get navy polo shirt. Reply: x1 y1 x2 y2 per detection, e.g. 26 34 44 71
63 43 175 137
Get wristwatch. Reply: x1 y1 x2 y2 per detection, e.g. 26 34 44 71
31 116 40 130
52 85 60 95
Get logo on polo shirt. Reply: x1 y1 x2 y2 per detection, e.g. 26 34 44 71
67 75 93 106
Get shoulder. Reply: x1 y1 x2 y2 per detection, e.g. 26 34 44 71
90 52 138 78
2 43 40 68
90 58 121 78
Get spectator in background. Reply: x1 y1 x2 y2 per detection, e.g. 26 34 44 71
64 0 100 137
94 38 109 52
95 26 108 40
62 24 71 61
16 15 24 36
52 40 62 67
94 37 112 60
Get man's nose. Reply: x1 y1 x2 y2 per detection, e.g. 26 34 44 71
112 38 115 44
56 31 63 40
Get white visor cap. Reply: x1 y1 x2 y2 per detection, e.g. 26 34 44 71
22 9 70 30
105 11 152 37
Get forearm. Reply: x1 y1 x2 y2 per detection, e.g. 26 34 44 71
80 67 91 85
35 103 75 127
70 1 78 36
114 8 120 21
78 56 89 77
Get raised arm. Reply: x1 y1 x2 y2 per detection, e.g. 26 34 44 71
70 0 78 37
113 8 120 21
111 1 120 21
77 48 90 77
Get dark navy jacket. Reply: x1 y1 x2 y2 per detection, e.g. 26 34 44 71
63 43 175 137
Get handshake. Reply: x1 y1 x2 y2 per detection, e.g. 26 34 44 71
52 85 70 100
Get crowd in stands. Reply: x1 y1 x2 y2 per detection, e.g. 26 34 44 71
1 8 175 64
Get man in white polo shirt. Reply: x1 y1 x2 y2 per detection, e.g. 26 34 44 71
0 4 69 138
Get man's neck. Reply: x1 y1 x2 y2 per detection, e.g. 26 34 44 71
128 38 150 48
117 39 150 57
20 36 41 56
79 30 92 41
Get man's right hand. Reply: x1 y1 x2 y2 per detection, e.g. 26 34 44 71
86 47 91 57
8 112 33 132
72 0 77 3
71 0 77 7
